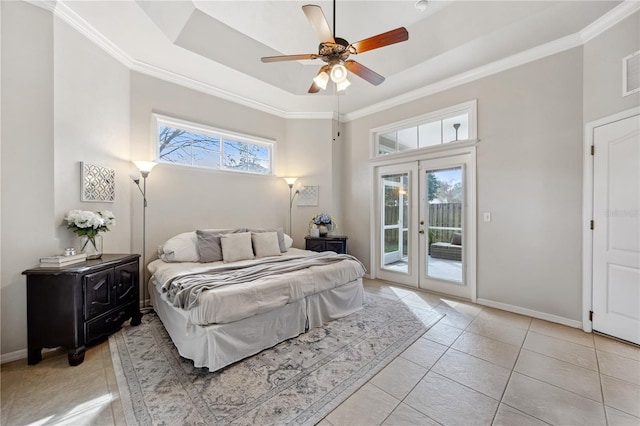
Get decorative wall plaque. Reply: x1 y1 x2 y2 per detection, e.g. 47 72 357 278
297 185 319 206
81 162 115 202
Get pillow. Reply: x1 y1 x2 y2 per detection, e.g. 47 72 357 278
158 232 199 262
220 232 254 263
251 232 282 258
451 232 462 246
196 228 246 263
284 233 293 249
247 228 287 252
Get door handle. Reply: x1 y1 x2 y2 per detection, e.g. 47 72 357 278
419 229 425 234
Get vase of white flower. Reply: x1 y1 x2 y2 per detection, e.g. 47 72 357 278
79 234 103 259
64 209 115 260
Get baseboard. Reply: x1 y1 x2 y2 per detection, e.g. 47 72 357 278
476 298 582 329
1 347 64 365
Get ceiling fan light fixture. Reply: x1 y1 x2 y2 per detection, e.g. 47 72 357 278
415 0 428 12
313 71 330 90
336 78 351 92
330 63 348 83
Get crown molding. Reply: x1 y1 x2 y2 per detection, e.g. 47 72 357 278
580 0 640 44
341 0 640 122
29 0 640 123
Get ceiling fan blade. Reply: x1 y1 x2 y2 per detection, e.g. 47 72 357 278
308 81 321 93
261 54 318 63
302 5 335 44
349 27 409 55
345 60 385 85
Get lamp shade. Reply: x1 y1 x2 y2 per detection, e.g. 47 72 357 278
336 78 351 92
133 161 157 174
313 71 329 90
283 177 298 186
330 63 348 83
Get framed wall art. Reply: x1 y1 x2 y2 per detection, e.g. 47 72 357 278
297 185 319 206
81 162 115 202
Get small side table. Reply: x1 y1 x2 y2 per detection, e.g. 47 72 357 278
304 235 348 254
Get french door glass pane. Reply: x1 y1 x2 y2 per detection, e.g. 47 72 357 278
381 173 409 273
426 167 463 283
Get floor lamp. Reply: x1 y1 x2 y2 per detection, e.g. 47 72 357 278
284 177 299 237
132 161 156 306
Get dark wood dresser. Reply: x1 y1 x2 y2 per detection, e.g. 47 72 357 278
22 253 142 366
304 235 348 254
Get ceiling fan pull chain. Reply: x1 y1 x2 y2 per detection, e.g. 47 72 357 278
333 0 336 38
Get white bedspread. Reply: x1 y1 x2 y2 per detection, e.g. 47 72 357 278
149 248 365 326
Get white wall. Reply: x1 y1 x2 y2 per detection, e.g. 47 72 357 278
583 11 640 123
0 1 131 358
344 48 585 321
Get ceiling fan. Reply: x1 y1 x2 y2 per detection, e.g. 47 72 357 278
261 2 409 93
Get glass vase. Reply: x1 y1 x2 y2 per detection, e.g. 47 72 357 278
318 225 328 237
80 234 103 259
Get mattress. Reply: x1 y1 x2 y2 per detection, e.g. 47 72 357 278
148 248 365 326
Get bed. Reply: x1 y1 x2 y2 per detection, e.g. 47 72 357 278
148 228 365 372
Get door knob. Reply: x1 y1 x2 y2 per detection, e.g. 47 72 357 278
419 229 425 234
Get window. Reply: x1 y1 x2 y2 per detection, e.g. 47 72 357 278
154 114 274 175
373 100 477 157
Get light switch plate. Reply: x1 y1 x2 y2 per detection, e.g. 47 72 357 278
483 212 491 222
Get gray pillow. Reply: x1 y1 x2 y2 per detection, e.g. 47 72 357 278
247 228 287 252
196 228 247 262
451 232 462 246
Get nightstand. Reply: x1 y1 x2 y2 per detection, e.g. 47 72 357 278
23 253 142 366
304 235 348 254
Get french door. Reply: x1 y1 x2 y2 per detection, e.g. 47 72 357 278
374 150 476 300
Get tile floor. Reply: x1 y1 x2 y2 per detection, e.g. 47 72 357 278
2 279 639 426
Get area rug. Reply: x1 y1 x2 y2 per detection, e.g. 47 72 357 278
109 292 444 426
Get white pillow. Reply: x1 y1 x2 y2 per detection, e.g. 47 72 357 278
158 232 199 262
220 232 255 263
251 232 282 258
284 233 293 249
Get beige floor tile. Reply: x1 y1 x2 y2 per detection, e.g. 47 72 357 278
601 374 640 418
466 317 527 347
477 307 532 330
452 331 520 369
364 280 402 301
433 304 476 329
437 298 483 317
370 356 427 400
594 334 640 361
502 372 606 425
400 291 443 310
606 406 640 426
381 402 440 426
316 418 334 426
514 349 602 402
404 372 499 426
399 337 447 369
529 319 594 347
432 349 511 400
523 331 598 370
422 321 464 346
326 383 400 426
492 403 549 426
598 350 640 386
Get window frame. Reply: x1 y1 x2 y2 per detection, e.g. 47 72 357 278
152 113 275 176
370 100 478 159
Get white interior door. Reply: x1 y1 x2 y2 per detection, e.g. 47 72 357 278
592 114 640 344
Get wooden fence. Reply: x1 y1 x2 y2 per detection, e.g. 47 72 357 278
428 202 462 243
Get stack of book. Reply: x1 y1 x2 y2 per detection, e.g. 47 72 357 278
39 253 87 267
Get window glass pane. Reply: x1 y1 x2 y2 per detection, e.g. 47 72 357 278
378 131 397 155
418 121 441 148
397 127 417 151
442 114 469 143
157 119 272 175
384 229 399 253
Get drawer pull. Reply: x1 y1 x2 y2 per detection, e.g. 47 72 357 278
105 311 127 324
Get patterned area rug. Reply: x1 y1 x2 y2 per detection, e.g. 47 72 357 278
109 292 444 426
